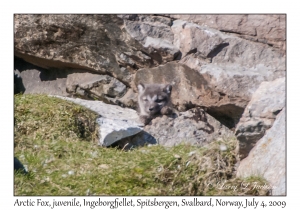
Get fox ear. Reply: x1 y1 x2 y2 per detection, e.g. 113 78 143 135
163 84 172 94
137 83 145 93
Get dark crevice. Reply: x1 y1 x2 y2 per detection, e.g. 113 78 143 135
185 48 197 57
218 92 226 97
220 30 243 35
207 43 229 59
206 105 245 129
14 71 25 94
174 51 182 60
273 109 282 116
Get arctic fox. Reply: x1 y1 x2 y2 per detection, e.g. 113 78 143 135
137 83 173 125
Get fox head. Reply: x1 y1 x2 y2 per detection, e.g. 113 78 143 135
137 83 172 116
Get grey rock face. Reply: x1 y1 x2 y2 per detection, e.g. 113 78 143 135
66 72 127 104
96 118 143 147
116 88 138 109
143 36 180 63
14 14 178 87
235 77 285 159
173 19 285 70
237 108 286 195
121 15 180 65
169 14 286 51
121 14 174 44
172 20 225 58
172 19 285 127
119 107 234 149
144 107 233 146
14 58 70 96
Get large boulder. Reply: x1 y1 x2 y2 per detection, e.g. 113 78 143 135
14 14 179 87
121 15 180 65
15 15 131 84
235 77 285 159
134 62 210 111
236 107 286 195
169 14 286 51
172 20 225 59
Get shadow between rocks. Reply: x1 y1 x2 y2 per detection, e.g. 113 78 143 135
110 131 157 151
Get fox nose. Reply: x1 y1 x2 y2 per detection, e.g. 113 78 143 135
149 107 154 111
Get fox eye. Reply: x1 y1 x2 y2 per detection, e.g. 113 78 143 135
143 98 148 101
155 98 164 103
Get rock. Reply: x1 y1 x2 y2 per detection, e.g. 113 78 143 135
66 72 127 104
14 57 70 96
15 57 131 106
172 20 225 58
210 37 285 72
68 170 75 176
120 14 174 44
174 154 181 159
219 144 227 151
126 107 233 148
196 63 284 127
134 59 284 128
96 117 143 147
169 14 286 51
143 36 180 63
99 164 110 169
134 62 209 112
14 157 28 174
237 108 286 195
15 15 125 78
235 77 285 159
53 96 143 146
121 15 180 65
175 19 285 78
116 88 138 109
173 20 285 127
14 14 178 87
13 15 129 85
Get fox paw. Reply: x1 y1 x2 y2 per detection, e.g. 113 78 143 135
160 106 173 115
139 115 152 125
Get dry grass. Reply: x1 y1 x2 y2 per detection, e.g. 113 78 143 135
14 94 270 196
